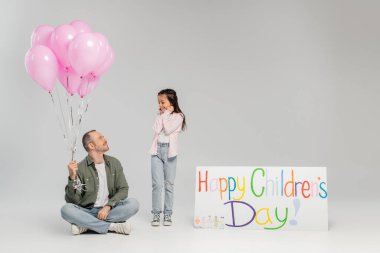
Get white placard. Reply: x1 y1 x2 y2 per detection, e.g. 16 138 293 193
194 167 328 230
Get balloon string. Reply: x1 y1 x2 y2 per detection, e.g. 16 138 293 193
72 99 82 161
55 85 69 143
73 95 91 156
65 76 72 123
84 76 90 97
77 78 91 133
49 91 68 147
65 75 76 161
66 74 70 94
79 96 90 127
65 72 74 133
49 76 92 161
67 91 75 161
67 92 74 135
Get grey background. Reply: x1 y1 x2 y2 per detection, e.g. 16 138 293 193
1 0 379 220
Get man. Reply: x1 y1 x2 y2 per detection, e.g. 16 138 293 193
61 130 139 235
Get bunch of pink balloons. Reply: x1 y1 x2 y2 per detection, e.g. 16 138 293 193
25 20 114 97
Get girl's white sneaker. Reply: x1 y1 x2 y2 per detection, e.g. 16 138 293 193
151 213 161 226
163 214 172 226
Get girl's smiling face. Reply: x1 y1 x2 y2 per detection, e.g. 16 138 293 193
158 94 171 111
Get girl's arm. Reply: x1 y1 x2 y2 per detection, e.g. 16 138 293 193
152 113 163 134
162 110 183 135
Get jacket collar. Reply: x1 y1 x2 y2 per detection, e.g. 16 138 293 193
86 154 111 167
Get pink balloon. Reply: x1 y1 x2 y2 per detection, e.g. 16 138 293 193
68 33 102 76
25 45 58 92
58 66 82 96
93 46 114 77
31 25 54 47
70 20 92 33
77 74 99 98
93 32 109 69
50 25 77 68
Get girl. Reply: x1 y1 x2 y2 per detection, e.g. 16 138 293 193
149 89 186 226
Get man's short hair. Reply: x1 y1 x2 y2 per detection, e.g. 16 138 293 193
82 130 96 151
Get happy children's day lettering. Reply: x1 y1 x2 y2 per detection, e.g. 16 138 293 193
195 167 328 230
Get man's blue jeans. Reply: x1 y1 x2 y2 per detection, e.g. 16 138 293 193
61 198 139 234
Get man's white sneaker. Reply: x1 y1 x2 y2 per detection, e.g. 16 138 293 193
109 222 132 235
71 224 88 235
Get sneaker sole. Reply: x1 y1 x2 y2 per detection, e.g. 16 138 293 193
71 224 88 235
124 222 132 234
151 221 160 226
71 228 80 235
163 221 172 226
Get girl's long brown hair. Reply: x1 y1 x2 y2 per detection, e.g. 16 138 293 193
158 89 186 131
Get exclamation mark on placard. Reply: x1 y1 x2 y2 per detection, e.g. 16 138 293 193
289 198 300 225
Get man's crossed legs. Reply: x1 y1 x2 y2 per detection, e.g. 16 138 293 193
61 198 139 235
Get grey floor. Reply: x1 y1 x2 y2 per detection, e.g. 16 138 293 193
1 199 379 253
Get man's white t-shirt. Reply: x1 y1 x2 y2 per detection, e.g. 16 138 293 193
94 163 109 207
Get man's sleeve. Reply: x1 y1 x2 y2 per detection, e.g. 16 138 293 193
106 160 129 208
64 174 84 204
